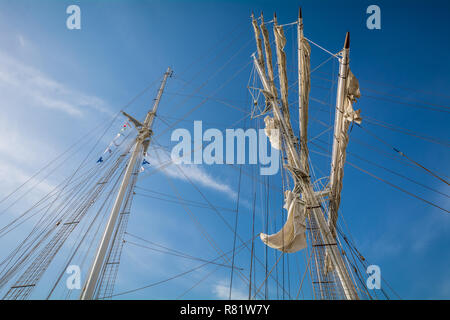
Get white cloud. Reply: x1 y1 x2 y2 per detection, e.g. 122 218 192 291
144 148 238 201
0 50 111 117
0 48 112 208
17 35 25 48
212 279 247 300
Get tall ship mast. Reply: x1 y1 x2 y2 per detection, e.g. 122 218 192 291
250 9 360 300
0 6 446 301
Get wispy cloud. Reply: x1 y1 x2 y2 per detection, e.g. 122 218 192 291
212 279 247 300
145 148 238 201
17 34 25 48
0 50 111 117
0 47 111 205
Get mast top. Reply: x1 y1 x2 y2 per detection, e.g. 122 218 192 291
299 7 302 19
344 32 350 49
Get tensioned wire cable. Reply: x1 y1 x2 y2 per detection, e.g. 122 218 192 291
311 72 450 114
0 132 134 255
0 136 134 295
0 130 136 240
289 86 450 149
0 70 163 293
309 142 449 214
311 136 449 199
124 240 242 270
46 158 128 299
145 145 288 299
355 124 449 186
0 74 163 211
151 141 293 299
1 19 272 300
294 105 450 199
150 148 265 299
109 234 259 298
1 144 132 299
152 22 296 142
308 110 450 182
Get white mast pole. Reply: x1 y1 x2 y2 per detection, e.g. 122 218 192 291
330 33 349 191
80 67 172 300
328 33 350 239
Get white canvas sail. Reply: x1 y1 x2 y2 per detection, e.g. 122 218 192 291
343 69 362 124
260 190 307 253
264 116 281 150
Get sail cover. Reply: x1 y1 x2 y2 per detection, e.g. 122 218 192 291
299 38 311 113
343 69 362 124
299 37 311 172
260 190 307 253
330 68 362 219
274 25 290 123
326 69 362 273
260 17 276 97
264 116 281 150
251 15 265 71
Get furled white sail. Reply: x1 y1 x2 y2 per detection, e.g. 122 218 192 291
260 15 276 98
251 15 265 72
325 69 361 274
299 36 311 172
329 68 362 238
343 69 362 124
264 116 281 150
260 190 307 253
274 24 290 125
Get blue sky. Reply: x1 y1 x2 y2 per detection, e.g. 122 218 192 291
0 0 449 300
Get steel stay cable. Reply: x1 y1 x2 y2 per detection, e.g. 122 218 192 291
252 252 285 299
302 111 450 198
124 232 235 269
0 141 133 295
356 124 449 186
125 240 243 270
0 136 133 238
109 233 259 298
0 112 123 274
1 72 161 210
228 164 242 299
309 143 449 213
152 148 264 299
153 145 293 299
313 137 449 199
46 161 127 299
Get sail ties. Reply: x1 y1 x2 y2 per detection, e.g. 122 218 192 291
260 190 307 253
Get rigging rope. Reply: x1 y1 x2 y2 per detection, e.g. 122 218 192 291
356 124 449 186
108 234 259 298
228 164 242 299
309 143 449 213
